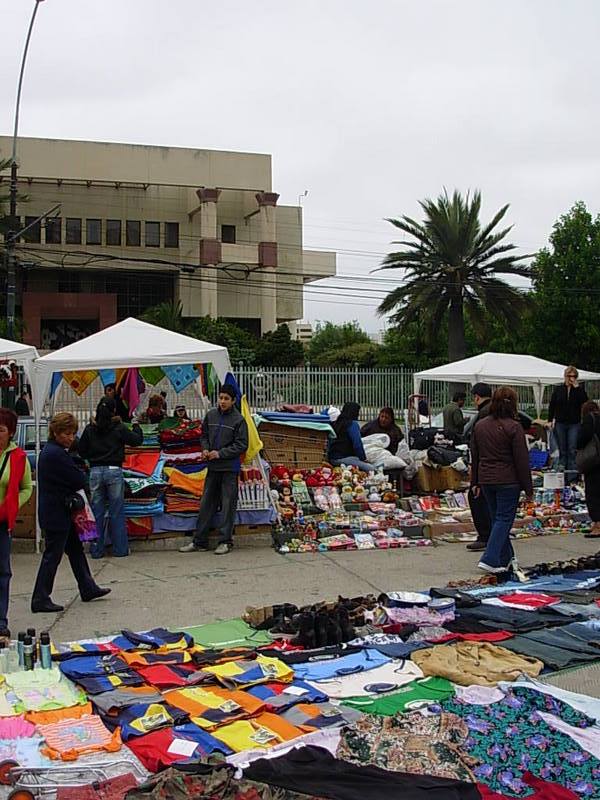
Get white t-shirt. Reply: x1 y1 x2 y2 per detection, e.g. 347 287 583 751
307 660 423 699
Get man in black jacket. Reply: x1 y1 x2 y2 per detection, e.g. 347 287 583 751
466 382 493 552
179 384 249 555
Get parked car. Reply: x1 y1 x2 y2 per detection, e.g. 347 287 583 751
16 416 49 471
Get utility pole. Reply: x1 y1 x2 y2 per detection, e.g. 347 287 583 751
5 0 45 340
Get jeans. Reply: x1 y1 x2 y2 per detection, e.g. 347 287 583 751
193 471 239 547
331 457 375 472
0 523 11 629
32 527 97 604
89 466 128 557
481 484 521 569
554 421 579 476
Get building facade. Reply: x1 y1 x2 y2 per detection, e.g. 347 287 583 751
0 137 336 348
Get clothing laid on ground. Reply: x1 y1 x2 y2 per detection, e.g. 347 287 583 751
247 681 328 711
5 668 86 713
125 725 233 773
211 712 303 753
456 604 583 632
281 702 362 732
164 685 265 729
184 618 272 649
91 686 164 715
244 745 482 800
109 701 189 741
291 648 390 682
306 659 423 699
199 655 293 689
477 772 579 800
38 714 121 760
337 710 477 781
442 686 600 797
341 676 455 715
411 641 543 685
501 632 600 671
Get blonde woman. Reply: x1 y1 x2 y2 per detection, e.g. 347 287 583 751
548 366 588 478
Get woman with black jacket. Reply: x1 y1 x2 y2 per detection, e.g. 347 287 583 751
577 401 600 538
31 413 109 613
548 366 588 478
78 400 143 559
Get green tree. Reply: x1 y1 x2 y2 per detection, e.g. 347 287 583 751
307 321 373 366
140 300 186 332
529 202 600 370
254 324 304 367
189 316 258 365
377 190 531 362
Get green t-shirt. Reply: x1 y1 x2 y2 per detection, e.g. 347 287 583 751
342 676 454 715
182 618 272 650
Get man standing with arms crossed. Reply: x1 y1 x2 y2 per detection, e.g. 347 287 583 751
179 384 248 555
465 383 493 552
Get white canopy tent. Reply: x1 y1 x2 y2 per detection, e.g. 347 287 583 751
414 352 600 414
31 317 232 418
0 337 39 411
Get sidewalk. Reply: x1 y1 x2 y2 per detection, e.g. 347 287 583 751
8 532 599 643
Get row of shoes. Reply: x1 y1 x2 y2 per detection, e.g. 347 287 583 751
525 553 600 578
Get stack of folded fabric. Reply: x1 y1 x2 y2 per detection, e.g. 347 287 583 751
160 421 204 461
123 454 166 519
163 468 205 515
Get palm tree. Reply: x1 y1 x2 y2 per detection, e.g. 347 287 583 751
376 190 531 362
140 300 186 333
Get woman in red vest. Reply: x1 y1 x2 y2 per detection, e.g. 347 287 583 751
0 408 32 639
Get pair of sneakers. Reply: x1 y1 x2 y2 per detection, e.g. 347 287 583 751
179 541 232 555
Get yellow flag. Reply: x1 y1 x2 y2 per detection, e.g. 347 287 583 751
241 394 263 463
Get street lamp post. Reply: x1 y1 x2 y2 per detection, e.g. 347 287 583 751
5 0 45 340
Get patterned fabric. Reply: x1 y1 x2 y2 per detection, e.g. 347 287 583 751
99 369 117 387
50 371 62 397
124 765 319 800
336 710 477 782
442 686 600 797
163 363 199 392
63 370 98 396
197 363 217 398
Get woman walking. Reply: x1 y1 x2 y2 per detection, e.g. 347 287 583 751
0 409 32 636
78 400 143 558
471 387 533 573
328 402 374 472
548 366 588 479
577 400 600 539
32 413 109 613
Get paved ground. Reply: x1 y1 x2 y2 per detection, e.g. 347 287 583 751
8 532 600 643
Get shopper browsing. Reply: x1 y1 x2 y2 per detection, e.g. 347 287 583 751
442 391 467 437
547 366 587 480
577 400 600 539
465 383 493 553
179 384 248 555
0 409 32 637
78 399 143 558
328 402 375 472
32 413 110 613
471 386 533 574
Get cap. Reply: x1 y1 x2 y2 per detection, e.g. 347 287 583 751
471 382 492 398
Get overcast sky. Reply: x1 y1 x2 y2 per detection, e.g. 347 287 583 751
1 0 599 332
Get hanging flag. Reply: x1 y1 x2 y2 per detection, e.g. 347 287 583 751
99 369 116 387
62 370 98 396
222 372 262 464
139 366 165 386
163 363 199 392
121 368 142 414
49 372 62 398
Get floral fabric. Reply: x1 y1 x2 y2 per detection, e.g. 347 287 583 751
336 710 477 782
442 686 600 798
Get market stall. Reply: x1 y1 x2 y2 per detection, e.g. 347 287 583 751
0 336 38 404
414 351 600 415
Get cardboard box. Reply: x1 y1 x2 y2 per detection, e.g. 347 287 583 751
14 513 35 539
416 465 465 493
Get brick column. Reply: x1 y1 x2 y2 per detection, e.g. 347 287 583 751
255 192 279 334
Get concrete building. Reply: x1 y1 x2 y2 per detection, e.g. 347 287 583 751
0 137 336 348
289 321 313 344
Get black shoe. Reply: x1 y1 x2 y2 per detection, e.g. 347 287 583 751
81 587 111 603
466 541 487 552
291 612 316 648
0 627 11 640
315 611 329 648
31 600 64 613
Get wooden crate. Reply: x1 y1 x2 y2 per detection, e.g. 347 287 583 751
260 424 329 470
416 465 465 493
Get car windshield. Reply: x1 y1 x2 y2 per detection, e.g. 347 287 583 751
23 424 48 449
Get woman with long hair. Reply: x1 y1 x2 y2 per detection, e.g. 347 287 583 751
78 399 143 558
32 413 109 612
328 402 374 472
548 366 588 479
577 400 600 538
0 409 32 636
471 387 533 573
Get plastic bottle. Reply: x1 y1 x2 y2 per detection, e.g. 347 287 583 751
23 636 34 671
27 628 36 665
0 648 7 674
7 642 19 673
39 632 52 670
17 632 25 668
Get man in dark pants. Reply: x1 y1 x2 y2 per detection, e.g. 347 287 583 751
179 384 248 556
465 382 493 552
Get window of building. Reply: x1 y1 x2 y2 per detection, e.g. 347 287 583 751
65 218 82 245
45 217 62 244
126 220 141 246
58 271 81 293
145 221 160 247
221 224 236 244
86 218 102 245
165 222 179 248
22 216 41 244
106 219 122 246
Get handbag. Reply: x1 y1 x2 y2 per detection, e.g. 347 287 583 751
576 433 600 474
71 490 98 541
